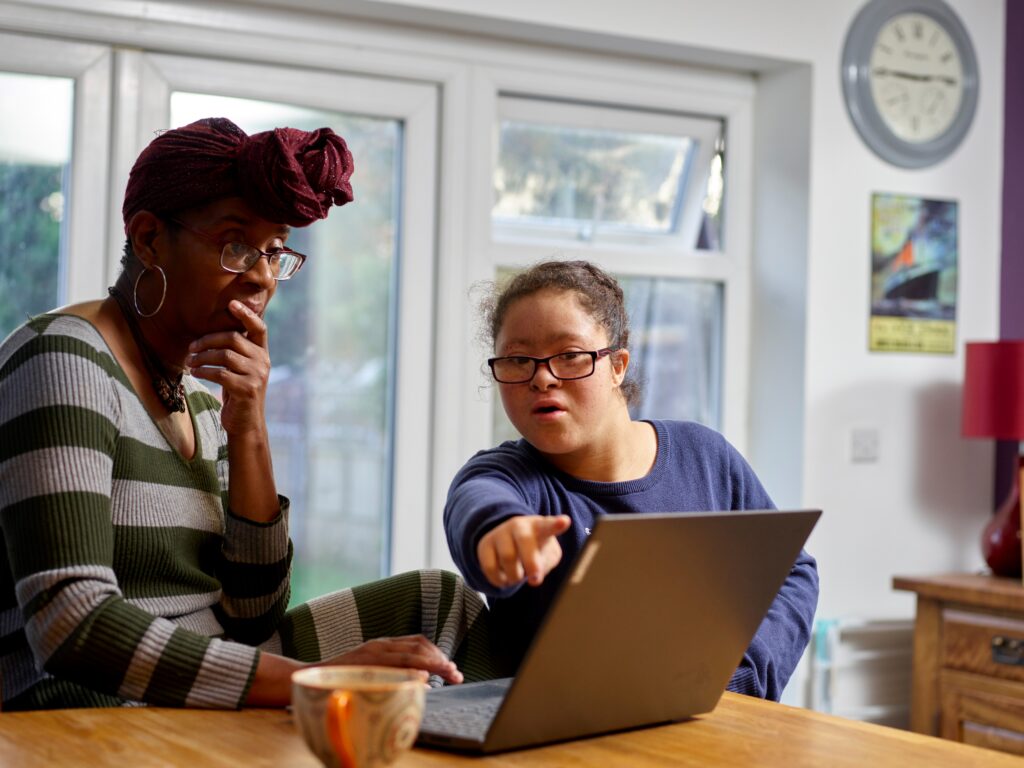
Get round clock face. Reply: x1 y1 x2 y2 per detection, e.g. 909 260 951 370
841 0 978 168
868 13 964 144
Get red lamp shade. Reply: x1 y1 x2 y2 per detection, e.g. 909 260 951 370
962 341 1024 440
963 340 1024 579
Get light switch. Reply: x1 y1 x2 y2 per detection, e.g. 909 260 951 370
851 428 880 463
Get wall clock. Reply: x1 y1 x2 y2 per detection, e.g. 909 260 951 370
841 0 979 168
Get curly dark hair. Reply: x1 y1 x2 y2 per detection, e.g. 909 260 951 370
479 259 641 406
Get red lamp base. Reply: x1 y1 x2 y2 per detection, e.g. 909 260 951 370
982 461 1023 578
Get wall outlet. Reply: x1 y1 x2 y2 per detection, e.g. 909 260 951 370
851 429 880 463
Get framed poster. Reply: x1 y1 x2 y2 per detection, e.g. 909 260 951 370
868 193 958 354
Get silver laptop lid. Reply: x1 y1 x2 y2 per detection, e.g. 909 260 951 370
477 509 820 752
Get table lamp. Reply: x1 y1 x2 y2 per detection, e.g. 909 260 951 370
962 340 1024 578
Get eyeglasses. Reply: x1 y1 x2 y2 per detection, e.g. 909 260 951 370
166 218 307 280
487 348 615 384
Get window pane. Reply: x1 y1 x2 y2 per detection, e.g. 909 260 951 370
697 149 725 251
621 275 722 428
491 271 722 443
492 101 724 249
494 122 692 234
0 73 72 340
171 93 401 605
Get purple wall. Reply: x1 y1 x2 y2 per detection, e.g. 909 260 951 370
996 0 1023 503
1003 1 1024 335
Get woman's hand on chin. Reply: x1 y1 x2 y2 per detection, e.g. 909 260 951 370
188 300 271 436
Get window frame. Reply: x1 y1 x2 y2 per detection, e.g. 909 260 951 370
0 2 757 578
0 31 111 305
428 59 755 570
111 49 438 576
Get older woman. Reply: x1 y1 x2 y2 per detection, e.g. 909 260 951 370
0 118 497 710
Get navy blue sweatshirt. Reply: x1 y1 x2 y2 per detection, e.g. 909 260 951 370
444 419 819 700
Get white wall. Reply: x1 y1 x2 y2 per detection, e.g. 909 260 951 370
340 0 1007 621
750 66 811 516
6 0 1004 624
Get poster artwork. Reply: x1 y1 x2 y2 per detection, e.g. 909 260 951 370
869 193 958 354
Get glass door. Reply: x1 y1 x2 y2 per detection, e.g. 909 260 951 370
128 53 438 603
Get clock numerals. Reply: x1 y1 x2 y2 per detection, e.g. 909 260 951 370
842 0 977 167
868 11 963 143
921 87 948 119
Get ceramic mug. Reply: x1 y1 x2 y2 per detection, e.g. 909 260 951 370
292 665 425 768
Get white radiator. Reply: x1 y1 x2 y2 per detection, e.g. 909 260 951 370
807 618 914 728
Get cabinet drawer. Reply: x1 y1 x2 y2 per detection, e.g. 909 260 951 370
942 610 1024 683
939 670 1024 756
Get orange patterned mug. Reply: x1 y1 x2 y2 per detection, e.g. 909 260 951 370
292 666 425 768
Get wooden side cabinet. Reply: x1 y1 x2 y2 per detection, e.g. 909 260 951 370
894 573 1024 756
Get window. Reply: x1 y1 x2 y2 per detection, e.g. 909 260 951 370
131 53 440 602
0 73 72 340
171 93 404 603
0 32 110 336
485 93 743 445
491 271 723 445
0 8 754 578
494 97 724 249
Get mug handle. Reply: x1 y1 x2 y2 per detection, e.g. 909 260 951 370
327 690 358 768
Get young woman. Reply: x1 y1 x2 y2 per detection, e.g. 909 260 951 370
0 118 496 710
444 260 819 701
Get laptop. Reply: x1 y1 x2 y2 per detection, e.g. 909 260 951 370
416 508 820 754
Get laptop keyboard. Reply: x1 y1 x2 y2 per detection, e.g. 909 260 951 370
419 696 503 742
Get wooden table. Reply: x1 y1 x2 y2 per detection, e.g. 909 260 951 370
894 572 1024 755
0 691 1014 767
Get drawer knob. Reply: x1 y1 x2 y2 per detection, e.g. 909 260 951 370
992 635 1024 666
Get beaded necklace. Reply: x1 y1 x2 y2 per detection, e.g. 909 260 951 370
108 286 187 413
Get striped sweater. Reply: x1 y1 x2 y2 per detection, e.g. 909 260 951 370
0 313 289 708
0 314 503 710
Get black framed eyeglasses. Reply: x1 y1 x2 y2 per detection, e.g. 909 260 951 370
487 348 615 384
166 218 307 280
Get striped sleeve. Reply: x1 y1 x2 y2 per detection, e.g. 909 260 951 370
196 391 294 646
213 500 293 645
0 321 258 708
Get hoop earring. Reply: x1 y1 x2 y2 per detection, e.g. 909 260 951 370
133 266 167 318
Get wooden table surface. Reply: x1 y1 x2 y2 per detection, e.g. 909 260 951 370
0 691 1014 767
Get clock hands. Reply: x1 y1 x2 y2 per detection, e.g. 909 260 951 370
872 67 958 87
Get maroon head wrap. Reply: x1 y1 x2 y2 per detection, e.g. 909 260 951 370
122 117 354 230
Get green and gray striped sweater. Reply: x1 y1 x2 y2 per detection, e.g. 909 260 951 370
0 314 497 710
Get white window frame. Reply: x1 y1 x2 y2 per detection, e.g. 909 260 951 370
0 1 757 578
0 31 111 304
428 57 755 571
114 50 440 575
460 64 754 440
